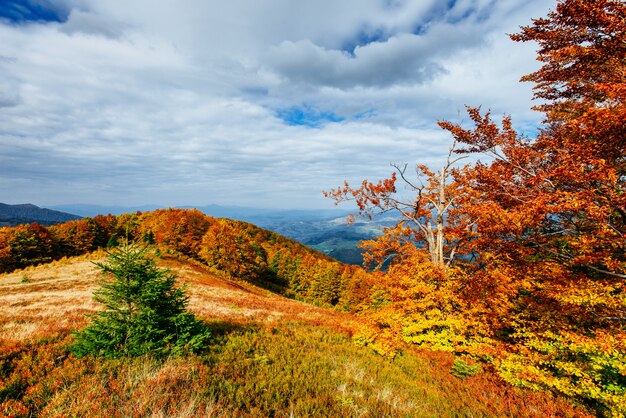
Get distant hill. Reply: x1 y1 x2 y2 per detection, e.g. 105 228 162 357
47 203 393 266
47 203 162 217
257 214 398 266
0 203 81 227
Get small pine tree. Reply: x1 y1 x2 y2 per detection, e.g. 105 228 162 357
72 243 210 358
106 234 119 248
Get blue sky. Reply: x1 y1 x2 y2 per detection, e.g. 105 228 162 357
0 0 68 23
0 0 552 209
276 105 345 127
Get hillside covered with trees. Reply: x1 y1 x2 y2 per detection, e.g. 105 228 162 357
0 210 592 417
0 208 366 310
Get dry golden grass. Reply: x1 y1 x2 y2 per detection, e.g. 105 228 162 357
161 256 357 333
0 252 356 344
0 256 102 342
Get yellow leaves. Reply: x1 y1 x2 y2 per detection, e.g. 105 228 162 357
351 252 498 357
556 278 624 309
401 312 467 353
499 329 626 416
352 313 402 359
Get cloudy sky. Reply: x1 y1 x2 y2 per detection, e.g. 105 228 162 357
0 0 552 210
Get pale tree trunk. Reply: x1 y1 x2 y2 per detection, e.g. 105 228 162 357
411 144 459 270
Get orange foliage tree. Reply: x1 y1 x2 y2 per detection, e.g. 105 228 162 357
328 0 626 413
90 214 119 248
325 141 469 270
50 219 97 256
7 223 56 270
139 209 212 257
199 219 268 281
438 1 626 411
326 142 483 353
0 228 13 272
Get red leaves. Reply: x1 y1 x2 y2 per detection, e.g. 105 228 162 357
511 0 626 125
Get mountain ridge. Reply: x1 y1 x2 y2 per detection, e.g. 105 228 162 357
47 203 390 265
47 203 351 221
2 202 394 266
0 202 81 227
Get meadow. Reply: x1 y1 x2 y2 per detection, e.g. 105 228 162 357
0 252 591 417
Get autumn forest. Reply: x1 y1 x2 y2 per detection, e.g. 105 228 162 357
1 0 625 416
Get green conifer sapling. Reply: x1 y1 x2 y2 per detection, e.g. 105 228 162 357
72 243 210 358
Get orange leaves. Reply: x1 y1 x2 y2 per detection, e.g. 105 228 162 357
7 223 56 270
139 209 212 257
50 219 97 256
0 228 14 272
431 2 626 410
358 222 417 270
323 173 397 217
438 108 516 155
198 219 267 281
327 141 470 269
511 0 626 117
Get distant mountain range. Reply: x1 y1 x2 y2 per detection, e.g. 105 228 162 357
5 203 395 265
258 214 398 265
47 203 351 222
0 203 81 227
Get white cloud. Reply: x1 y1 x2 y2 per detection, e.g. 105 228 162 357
0 0 554 209
265 34 448 88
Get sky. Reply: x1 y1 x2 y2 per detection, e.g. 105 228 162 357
0 0 553 210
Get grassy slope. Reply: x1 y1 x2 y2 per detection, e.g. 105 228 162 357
0 252 592 417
